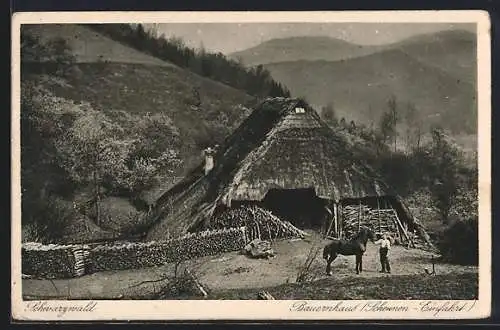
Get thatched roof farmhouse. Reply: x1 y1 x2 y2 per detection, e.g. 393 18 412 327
146 98 430 246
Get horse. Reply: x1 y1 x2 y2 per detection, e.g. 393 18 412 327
323 227 376 275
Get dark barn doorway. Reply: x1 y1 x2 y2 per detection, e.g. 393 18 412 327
261 188 326 230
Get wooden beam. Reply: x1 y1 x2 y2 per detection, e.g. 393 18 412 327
392 209 414 247
324 205 334 238
339 204 343 239
333 203 338 238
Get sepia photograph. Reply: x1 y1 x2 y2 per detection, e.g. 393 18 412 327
11 11 491 320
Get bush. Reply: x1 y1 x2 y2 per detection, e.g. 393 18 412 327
22 223 44 243
22 196 75 244
449 187 478 221
437 217 478 265
87 196 145 234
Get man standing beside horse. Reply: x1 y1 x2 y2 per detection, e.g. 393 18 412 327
323 228 395 276
374 233 392 273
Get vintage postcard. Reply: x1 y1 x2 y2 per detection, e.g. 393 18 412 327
11 10 491 321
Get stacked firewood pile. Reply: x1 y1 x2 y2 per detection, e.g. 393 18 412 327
342 205 407 244
22 228 247 279
22 242 79 279
88 227 247 273
341 205 371 239
365 209 400 238
210 205 307 241
72 245 91 277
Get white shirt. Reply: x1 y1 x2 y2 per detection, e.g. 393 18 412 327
374 238 391 249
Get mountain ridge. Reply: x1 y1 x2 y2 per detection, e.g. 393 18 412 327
229 29 476 66
231 29 477 136
264 47 476 135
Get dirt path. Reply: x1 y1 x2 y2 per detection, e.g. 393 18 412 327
22 235 477 300
193 236 477 291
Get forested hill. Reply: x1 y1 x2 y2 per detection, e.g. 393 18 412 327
20 24 291 244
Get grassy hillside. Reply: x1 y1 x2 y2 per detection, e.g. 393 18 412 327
265 49 477 135
23 24 256 170
22 24 174 67
34 63 253 137
229 36 383 66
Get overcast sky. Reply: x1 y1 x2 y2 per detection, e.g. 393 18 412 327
150 23 475 54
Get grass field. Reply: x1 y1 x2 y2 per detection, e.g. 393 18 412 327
201 272 478 300
23 24 175 67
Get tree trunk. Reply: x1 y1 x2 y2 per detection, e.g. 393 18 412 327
416 127 421 151
377 198 381 235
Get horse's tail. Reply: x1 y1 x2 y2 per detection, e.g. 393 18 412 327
323 245 330 260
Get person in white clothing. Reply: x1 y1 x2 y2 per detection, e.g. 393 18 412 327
374 233 391 273
203 147 215 175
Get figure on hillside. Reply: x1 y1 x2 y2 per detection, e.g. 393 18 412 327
374 233 392 273
349 120 356 133
339 117 346 130
192 87 201 107
203 146 216 175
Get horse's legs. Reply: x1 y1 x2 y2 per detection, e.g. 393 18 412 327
359 254 363 273
326 254 337 276
355 254 361 274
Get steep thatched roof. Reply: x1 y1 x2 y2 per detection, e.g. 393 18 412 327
145 98 402 240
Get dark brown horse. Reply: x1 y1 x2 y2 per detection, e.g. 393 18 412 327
323 227 376 275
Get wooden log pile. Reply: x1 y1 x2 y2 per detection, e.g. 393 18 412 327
365 209 400 237
22 242 78 279
87 227 247 273
72 245 91 277
22 227 247 279
210 205 308 241
341 205 371 239
342 205 407 243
